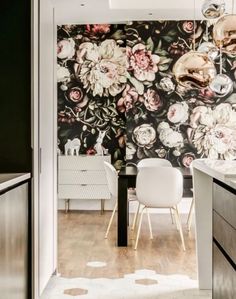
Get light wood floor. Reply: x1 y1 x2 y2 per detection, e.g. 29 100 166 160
58 210 197 279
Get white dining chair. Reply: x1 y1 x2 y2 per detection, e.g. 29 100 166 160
134 166 186 251
132 158 174 233
186 162 194 231
103 161 145 239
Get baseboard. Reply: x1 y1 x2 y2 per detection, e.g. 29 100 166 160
58 197 193 214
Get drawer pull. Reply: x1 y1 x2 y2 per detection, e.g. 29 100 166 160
81 170 87 172
81 184 87 186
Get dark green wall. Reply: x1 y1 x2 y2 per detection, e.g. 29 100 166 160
0 0 31 172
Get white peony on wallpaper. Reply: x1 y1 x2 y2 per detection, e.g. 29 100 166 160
57 22 236 168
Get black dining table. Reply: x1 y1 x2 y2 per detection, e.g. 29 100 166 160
117 165 192 247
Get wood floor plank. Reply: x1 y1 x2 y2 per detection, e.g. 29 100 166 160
58 211 196 279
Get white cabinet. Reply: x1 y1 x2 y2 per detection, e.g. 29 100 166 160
58 155 111 211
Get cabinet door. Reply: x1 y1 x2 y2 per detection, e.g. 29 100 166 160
213 242 236 299
0 183 28 299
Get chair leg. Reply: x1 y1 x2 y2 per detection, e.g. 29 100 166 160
134 206 145 250
131 202 140 231
146 208 153 240
173 208 180 231
187 198 195 231
105 202 117 239
174 206 186 251
170 208 174 224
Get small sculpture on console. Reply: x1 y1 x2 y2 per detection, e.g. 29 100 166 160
64 138 81 156
94 130 107 156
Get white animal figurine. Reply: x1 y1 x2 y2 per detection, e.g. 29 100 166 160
94 130 106 156
64 139 72 155
64 138 81 156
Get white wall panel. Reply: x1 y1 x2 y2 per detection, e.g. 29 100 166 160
39 0 56 295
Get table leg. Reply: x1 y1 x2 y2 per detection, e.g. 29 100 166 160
118 176 128 246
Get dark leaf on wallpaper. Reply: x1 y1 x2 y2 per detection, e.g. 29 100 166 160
102 107 110 114
88 110 95 116
162 35 175 43
127 40 136 47
128 76 144 95
137 147 145 160
89 104 95 110
59 129 72 138
85 116 96 123
156 39 162 49
143 148 154 158
160 57 173 65
101 113 109 121
108 106 119 115
95 111 103 121
114 149 121 160
146 37 154 52
113 159 124 170
110 29 126 40
227 58 233 67
154 48 168 56
158 64 170 72
111 127 117 134
225 93 236 104
116 40 125 45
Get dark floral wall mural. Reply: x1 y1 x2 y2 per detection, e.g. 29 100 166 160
57 24 127 169
125 21 236 167
57 21 236 169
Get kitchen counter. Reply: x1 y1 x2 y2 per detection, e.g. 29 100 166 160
193 160 236 189
192 159 236 290
0 173 31 192
0 173 31 298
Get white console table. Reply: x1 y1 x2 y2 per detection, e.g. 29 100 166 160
58 155 111 212
192 159 236 290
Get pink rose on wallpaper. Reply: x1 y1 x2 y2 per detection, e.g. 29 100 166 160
179 21 203 39
86 24 111 35
66 87 84 103
199 87 216 104
127 44 160 81
57 38 75 59
182 21 194 34
182 153 195 167
117 84 139 113
167 102 189 124
143 89 162 112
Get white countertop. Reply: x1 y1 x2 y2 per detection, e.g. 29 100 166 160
192 160 236 190
0 173 31 192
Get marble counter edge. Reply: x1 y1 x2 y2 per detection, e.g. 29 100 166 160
192 161 236 190
0 173 31 192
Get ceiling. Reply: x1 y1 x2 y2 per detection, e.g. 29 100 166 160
52 0 235 24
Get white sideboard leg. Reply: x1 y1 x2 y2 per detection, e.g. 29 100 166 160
65 199 70 213
193 168 212 290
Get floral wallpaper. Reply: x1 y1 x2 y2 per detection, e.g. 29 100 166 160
57 21 236 169
57 24 126 168
126 21 236 167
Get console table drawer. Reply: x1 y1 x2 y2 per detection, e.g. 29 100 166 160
213 182 236 229
213 242 236 299
59 156 110 170
213 211 236 265
58 184 110 199
59 170 107 185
